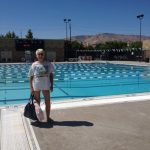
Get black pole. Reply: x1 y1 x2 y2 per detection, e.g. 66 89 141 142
140 18 142 61
69 21 71 42
64 18 72 60
66 22 68 40
64 19 68 40
140 18 141 45
64 19 67 60
68 19 72 58
137 14 144 61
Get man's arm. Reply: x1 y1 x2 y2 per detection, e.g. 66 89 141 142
29 76 34 94
50 73 54 92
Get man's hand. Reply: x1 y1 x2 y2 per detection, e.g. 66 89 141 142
50 85 53 92
30 87 34 95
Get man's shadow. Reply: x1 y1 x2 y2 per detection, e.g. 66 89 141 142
31 120 94 128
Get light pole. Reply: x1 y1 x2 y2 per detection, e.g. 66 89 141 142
137 14 144 60
68 19 71 42
64 19 71 41
64 19 68 40
64 18 72 60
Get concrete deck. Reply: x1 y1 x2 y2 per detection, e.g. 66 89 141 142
0 106 30 150
31 100 150 150
1 94 150 150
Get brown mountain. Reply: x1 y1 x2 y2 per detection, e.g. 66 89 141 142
72 33 150 46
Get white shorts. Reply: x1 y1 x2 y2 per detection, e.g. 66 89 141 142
33 77 51 91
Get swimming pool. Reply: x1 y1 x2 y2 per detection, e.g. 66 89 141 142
0 62 150 105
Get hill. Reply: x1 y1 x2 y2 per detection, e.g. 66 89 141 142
72 33 150 46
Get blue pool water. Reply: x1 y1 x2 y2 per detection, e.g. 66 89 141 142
0 62 150 105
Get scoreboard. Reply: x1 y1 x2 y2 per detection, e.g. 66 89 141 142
15 39 44 51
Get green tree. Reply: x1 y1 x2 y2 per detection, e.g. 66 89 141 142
95 43 107 50
25 29 33 39
0 34 5 38
129 41 142 49
80 42 85 49
71 41 86 50
2 31 19 39
71 41 81 50
5 31 12 38
86 45 94 50
96 41 127 50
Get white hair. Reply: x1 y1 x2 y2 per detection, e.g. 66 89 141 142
36 49 45 55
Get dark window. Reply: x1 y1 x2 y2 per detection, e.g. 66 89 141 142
15 39 44 51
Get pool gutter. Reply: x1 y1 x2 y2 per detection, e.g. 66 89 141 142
50 92 150 110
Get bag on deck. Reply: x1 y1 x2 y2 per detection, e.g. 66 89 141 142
24 94 38 120
34 100 44 122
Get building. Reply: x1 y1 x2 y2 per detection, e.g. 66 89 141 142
0 38 64 62
143 40 150 61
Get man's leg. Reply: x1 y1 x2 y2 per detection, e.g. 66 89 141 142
34 91 40 104
42 90 51 121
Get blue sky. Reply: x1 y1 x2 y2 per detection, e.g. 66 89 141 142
0 0 149 39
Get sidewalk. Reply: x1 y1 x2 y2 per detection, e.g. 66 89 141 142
0 107 30 150
31 100 150 150
1 97 150 150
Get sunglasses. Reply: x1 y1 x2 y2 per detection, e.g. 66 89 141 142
38 53 44 56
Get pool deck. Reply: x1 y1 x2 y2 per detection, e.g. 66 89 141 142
1 93 150 150
33 100 150 150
